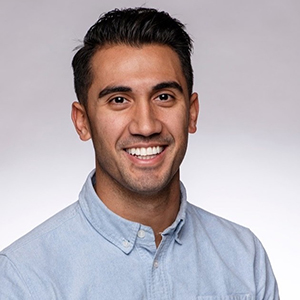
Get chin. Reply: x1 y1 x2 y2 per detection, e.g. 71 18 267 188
123 174 175 196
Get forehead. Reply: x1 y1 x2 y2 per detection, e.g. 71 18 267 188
89 44 188 93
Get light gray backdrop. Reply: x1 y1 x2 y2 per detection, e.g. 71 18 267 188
1 0 299 298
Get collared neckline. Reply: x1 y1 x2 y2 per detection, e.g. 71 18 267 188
162 181 187 245
78 170 187 253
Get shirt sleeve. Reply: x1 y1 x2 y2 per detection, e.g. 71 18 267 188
0 254 33 300
253 236 280 300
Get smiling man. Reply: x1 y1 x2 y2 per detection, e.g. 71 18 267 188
0 8 279 299
72 43 198 247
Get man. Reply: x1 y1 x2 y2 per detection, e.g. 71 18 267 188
0 7 279 299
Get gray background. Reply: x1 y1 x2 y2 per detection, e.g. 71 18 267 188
1 0 299 298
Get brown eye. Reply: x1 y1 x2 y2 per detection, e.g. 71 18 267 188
111 97 127 104
158 94 170 101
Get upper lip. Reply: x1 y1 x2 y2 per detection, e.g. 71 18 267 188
120 136 172 151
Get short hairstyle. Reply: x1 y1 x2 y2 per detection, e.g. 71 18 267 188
72 7 194 107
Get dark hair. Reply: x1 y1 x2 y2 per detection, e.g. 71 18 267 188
72 7 193 107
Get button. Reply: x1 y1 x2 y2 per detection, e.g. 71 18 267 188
153 260 159 268
137 230 146 238
122 240 130 248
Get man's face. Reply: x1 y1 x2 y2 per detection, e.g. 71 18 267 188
72 44 198 196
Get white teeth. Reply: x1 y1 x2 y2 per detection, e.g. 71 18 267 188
126 146 164 158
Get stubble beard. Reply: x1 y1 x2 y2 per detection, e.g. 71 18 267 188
95 138 188 200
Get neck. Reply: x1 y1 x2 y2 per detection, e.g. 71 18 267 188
94 171 181 247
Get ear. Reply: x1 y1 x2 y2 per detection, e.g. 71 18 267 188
71 102 91 141
188 92 199 133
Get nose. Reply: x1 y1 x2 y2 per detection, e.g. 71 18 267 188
128 101 162 137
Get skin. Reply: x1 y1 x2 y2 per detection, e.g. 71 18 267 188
72 44 199 246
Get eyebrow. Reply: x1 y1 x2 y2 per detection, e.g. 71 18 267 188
152 81 184 94
98 86 132 98
98 81 183 99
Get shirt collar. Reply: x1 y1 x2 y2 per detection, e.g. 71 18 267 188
79 170 187 253
164 181 187 245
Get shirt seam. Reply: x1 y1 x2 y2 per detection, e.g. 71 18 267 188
0 253 36 300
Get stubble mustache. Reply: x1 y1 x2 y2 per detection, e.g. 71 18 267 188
118 134 174 149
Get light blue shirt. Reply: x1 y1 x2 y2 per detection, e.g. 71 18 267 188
0 171 279 299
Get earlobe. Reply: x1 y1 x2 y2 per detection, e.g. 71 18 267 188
188 92 199 134
71 102 91 141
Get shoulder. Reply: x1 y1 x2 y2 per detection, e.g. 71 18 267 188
186 201 251 231
185 202 259 251
0 202 83 299
182 203 279 298
1 202 81 257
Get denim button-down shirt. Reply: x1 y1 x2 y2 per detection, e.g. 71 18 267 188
0 171 279 299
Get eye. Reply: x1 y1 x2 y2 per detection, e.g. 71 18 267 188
110 96 128 104
157 94 173 101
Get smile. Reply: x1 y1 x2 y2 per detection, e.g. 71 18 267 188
126 146 164 160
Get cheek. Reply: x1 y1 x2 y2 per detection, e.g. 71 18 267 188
163 109 189 134
92 113 129 146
